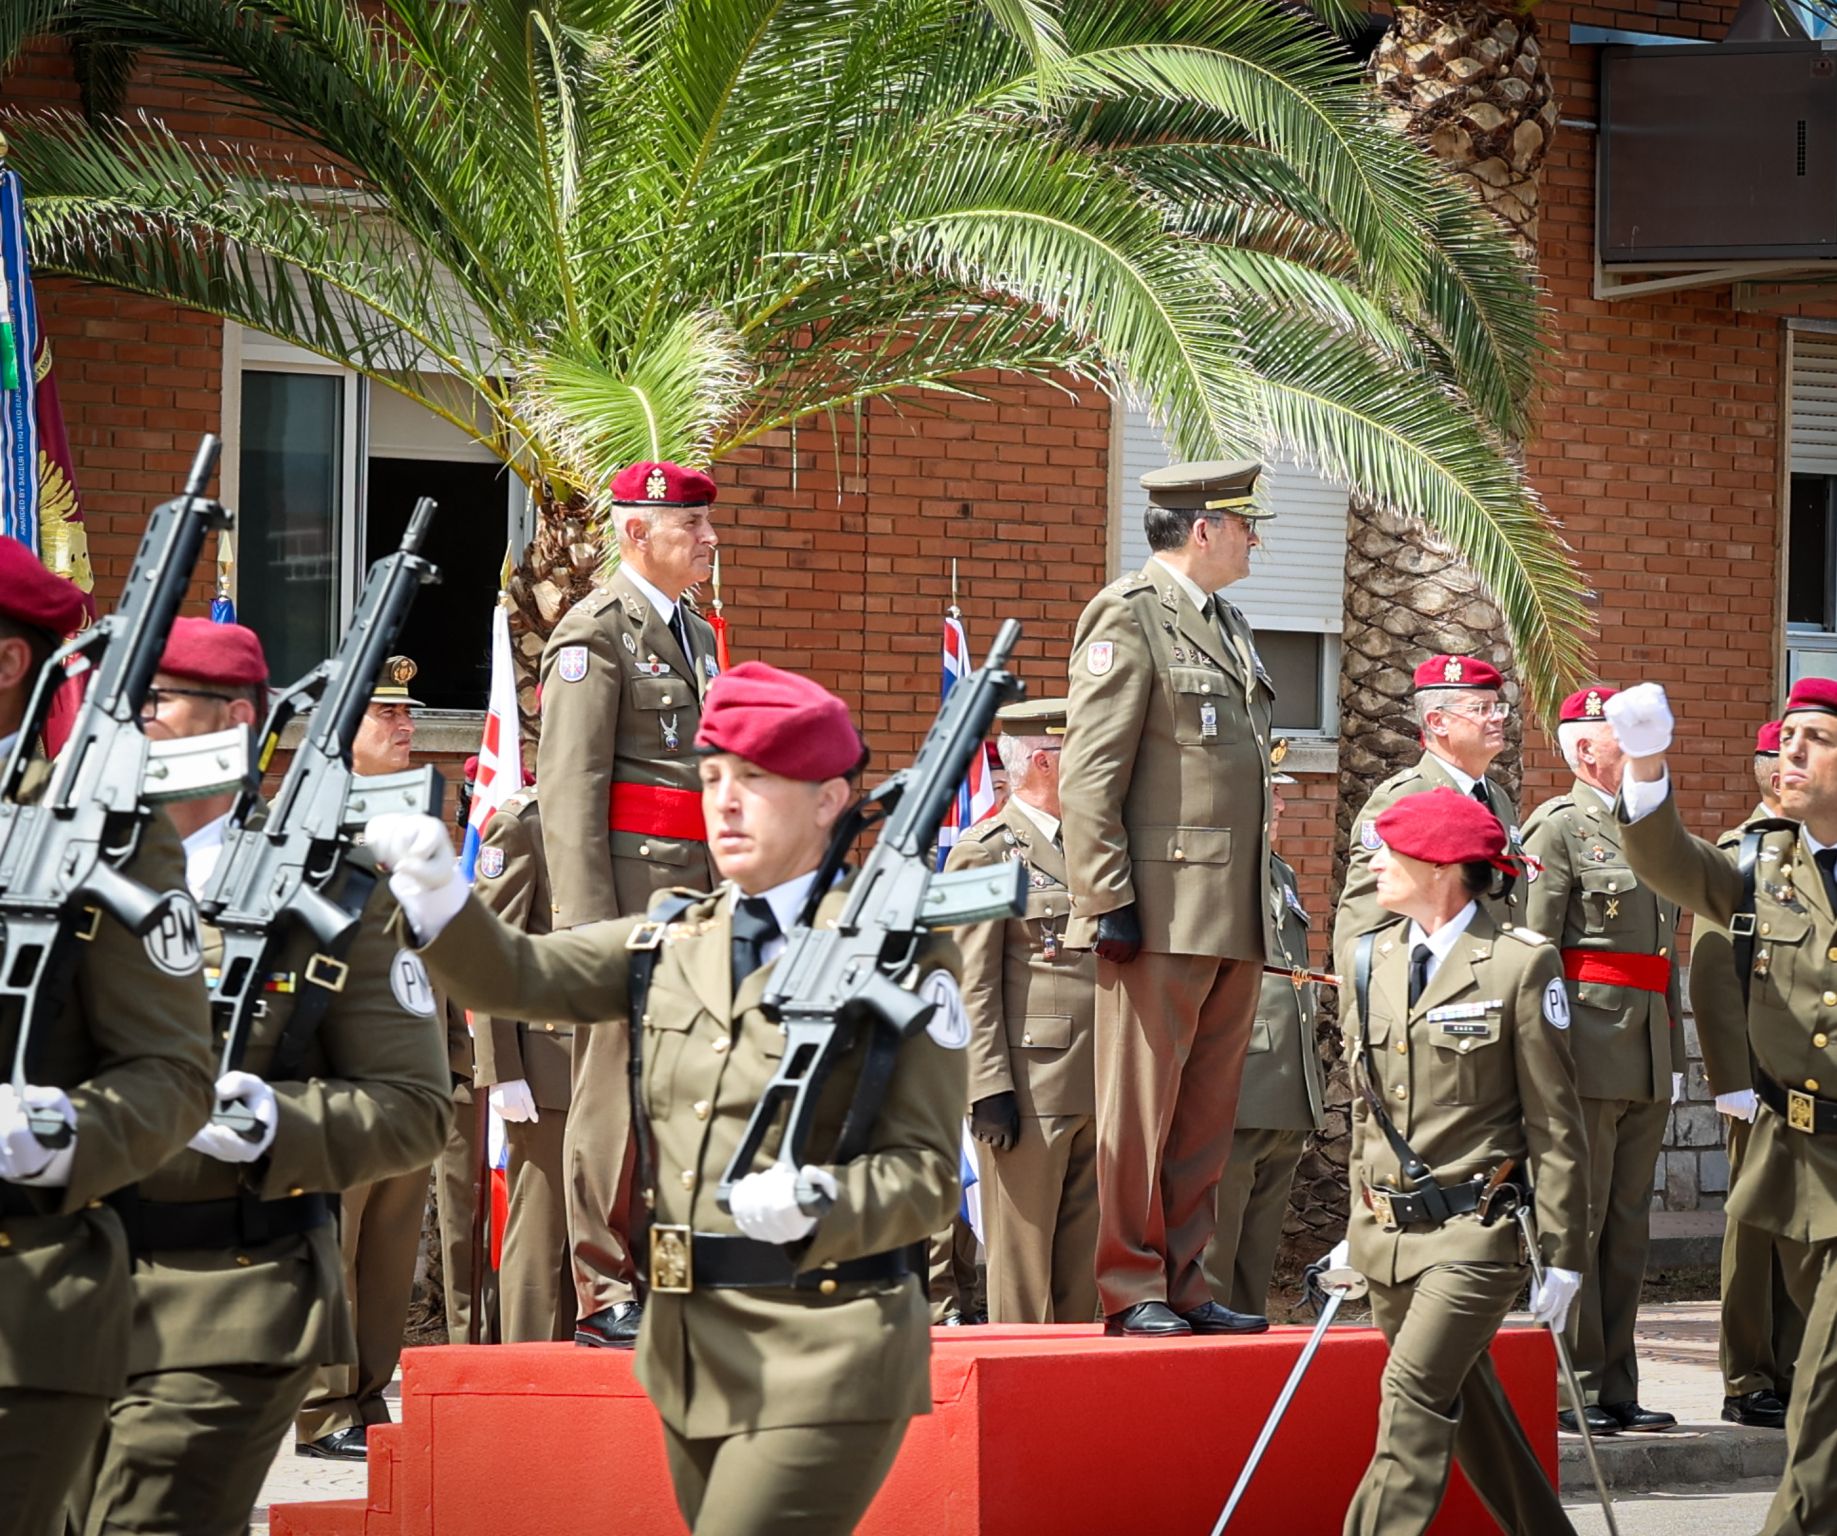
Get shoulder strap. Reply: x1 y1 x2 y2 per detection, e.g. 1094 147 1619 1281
1353 931 1444 1207
267 867 379 1082
628 891 700 1279
1732 827 1765 1013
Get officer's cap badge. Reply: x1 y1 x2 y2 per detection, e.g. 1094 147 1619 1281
1585 690 1604 717
389 656 418 686
646 468 669 500
1442 657 1464 684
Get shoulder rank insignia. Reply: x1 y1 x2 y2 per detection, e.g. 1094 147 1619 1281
1501 924 1548 946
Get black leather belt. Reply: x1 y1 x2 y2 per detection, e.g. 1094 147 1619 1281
1362 1169 1523 1233
646 1227 918 1295
108 1189 334 1252
1758 1071 1837 1135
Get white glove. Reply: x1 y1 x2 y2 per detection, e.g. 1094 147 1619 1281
728 1162 838 1243
1528 1266 1582 1332
0 1084 76 1185
489 1079 539 1124
365 812 466 943
1672 1071 1686 1105
187 1071 278 1163
1718 1089 1759 1122
1603 683 1674 759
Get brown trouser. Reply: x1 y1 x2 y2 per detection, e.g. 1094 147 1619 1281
662 1419 908 1536
977 1112 1099 1324
501 1111 574 1343
295 1165 430 1443
1722 1115 1804 1397
1093 952 1258 1316
926 1215 984 1323
1569 1094 1669 1405
1345 1263 1574 1536
1761 1237 1837 1536
0 1387 106 1536
435 1078 499 1345
1203 1124 1309 1316
564 1022 637 1321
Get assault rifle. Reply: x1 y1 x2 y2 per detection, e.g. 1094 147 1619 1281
201 497 442 1136
714 619 1028 1214
0 437 233 1142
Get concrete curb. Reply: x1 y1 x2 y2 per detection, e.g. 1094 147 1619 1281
1559 1422 1787 1494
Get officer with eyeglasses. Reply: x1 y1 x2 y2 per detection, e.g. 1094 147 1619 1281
1333 655 1526 980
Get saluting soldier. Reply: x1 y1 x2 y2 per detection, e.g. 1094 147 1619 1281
1203 751 1325 1315
1060 460 1275 1338
945 697 1098 1325
1334 656 1523 978
1606 679 1837 1536
369 662 967 1536
472 786 579 1342
1692 720 1802 1429
0 547 215 1536
1521 686 1683 1438
1339 788 1588 1536
539 460 719 1348
79 620 452 1532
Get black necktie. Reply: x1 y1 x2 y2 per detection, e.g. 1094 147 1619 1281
1817 849 1837 912
731 895 779 993
1471 781 1490 808
1408 943 1433 1008
669 604 693 667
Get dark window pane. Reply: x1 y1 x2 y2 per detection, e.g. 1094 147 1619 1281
1789 474 1834 632
1257 630 1325 733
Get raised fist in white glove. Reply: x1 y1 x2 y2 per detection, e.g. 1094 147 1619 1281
1529 1266 1582 1332
729 1162 839 1243
489 1079 539 1124
188 1071 278 1163
1718 1089 1759 1122
365 812 466 942
0 1083 76 1185
1603 683 1674 760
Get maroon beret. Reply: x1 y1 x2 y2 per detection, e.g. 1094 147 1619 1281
609 460 717 508
158 616 269 687
1785 678 1837 721
1558 685 1617 723
694 662 865 781
1756 720 1782 756
1375 787 1507 865
0 536 87 637
1413 654 1503 692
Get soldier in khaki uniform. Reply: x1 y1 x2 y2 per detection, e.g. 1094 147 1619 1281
539 460 719 1347
80 620 453 1531
945 697 1098 1324
1334 655 1523 979
1609 677 1837 1536
1692 720 1802 1429
1521 686 1684 1437
1203 758 1325 1315
0 548 215 1536
1061 460 1275 1337
1339 788 1588 1536
371 662 966 1536
472 787 578 1342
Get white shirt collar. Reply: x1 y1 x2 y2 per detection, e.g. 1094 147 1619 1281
730 869 823 965
1577 780 1614 810
1425 749 1481 796
1406 900 1478 984
1007 793 1060 848
621 564 678 623
1149 554 1213 614
181 810 234 899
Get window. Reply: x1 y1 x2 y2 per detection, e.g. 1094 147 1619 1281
1788 328 1837 684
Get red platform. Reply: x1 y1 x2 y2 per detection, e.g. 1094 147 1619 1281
272 1323 1556 1536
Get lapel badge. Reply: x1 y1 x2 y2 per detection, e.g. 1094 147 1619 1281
1589 845 1609 862
622 633 638 654
1171 646 1185 663
1605 897 1621 919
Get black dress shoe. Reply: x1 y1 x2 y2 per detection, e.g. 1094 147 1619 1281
1601 1400 1677 1433
296 1427 368 1461
574 1299 644 1348
1180 1301 1271 1336
1722 1390 1787 1428
1103 1301 1192 1337
1557 1406 1620 1436
936 1311 968 1326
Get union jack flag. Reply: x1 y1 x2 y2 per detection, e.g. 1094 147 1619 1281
936 612 997 870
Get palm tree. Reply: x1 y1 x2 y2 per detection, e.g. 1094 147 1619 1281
2 0 1588 750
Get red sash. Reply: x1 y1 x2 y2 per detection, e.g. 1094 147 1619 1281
609 782 705 842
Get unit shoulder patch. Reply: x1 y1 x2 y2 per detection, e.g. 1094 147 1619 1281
1542 978 1571 1029
476 845 506 879
144 893 204 977
389 950 437 1015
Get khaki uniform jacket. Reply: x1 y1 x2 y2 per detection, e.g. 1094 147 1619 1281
1620 792 1837 1243
471 791 573 1107
538 569 717 929
943 799 1095 1119
407 880 966 1438
1687 804 1773 1098
0 790 215 1398
1239 855 1326 1133
1522 782 1686 1103
1334 753 1521 976
125 845 453 1375
1060 564 1274 960
1343 906 1589 1286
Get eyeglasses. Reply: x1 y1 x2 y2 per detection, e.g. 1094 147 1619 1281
1437 702 1512 723
139 685 233 718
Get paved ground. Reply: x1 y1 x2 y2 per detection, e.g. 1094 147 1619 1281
1567 1478 1778 1534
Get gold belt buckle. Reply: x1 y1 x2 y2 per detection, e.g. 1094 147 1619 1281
650 1224 693 1293
1788 1089 1817 1134
1368 1190 1397 1232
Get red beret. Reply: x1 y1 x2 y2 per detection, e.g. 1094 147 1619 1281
0 536 87 637
1785 678 1837 721
1413 654 1503 692
1756 720 1782 756
609 461 717 507
1374 787 1506 865
158 616 269 687
694 662 864 781
1558 686 1617 723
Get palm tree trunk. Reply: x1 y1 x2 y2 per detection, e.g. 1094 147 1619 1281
502 492 602 775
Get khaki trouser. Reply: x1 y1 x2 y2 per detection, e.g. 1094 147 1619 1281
564 1022 637 1320
296 1166 429 1443
1345 1263 1574 1536
662 1419 908 1536
0 1387 106 1536
501 1111 574 1343
1569 1094 1669 1404
1203 1125 1309 1316
81 1362 315 1536
1722 1114 1805 1397
977 1112 1099 1324
1762 1237 1837 1536
927 1215 984 1323
436 1078 500 1345
1094 952 1258 1316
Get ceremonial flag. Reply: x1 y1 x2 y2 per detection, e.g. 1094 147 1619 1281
461 602 522 883
935 613 997 870
709 550 732 671
211 532 236 622
959 1122 983 1243
485 1079 511 1270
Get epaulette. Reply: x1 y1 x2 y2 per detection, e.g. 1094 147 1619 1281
1499 923 1549 946
577 588 617 617
502 786 538 815
965 817 1010 845
648 883 713 918
1107 570 1155 596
